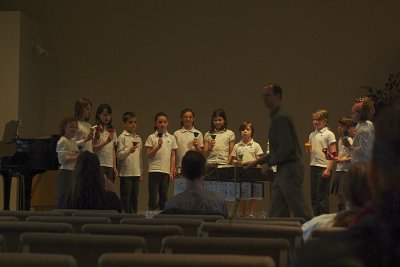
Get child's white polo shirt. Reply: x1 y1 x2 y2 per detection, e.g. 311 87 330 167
56 136 79 170
76 121 93 152
309 127 336 167
117 130 143 177
205 129 235 165
174 127 204 169
95 129 118 168
231 139 263 163
145 131 178 174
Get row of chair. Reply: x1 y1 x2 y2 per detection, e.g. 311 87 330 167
0 252 275 267
0 232 281 267
0 209 306 222
0 211 343 267
0 220 303 249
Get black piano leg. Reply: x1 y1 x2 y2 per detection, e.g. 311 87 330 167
24 174 33 210
17 171 33 211
1 170 12 210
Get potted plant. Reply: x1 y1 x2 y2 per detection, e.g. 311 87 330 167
362 72 400 115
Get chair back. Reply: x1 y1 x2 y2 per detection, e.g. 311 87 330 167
82 224 183 252
200 222 303 249
236 217 306 224
161 236 289 267
0 252 76 267
52 209 118 216
216 219 301 227
20 232 146 267
26 216 111 233
311 227 347 238
154 214 224 222
73 212 144 223
0 210 63 221
0 221 72 251
0 216 18 221
121 218 203 236
98 253 275 267
0 234 6 252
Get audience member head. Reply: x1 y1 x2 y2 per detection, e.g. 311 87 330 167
333 162 370 227
181 151 206 180
64 151 108 209
343 162 371 211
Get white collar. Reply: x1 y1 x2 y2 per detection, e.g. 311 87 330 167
180 127 196 133
316 127 328 133
154 130 169 136
122 130 138 137
238 139 253 146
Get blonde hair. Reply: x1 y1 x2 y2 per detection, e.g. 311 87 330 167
313 109 329 122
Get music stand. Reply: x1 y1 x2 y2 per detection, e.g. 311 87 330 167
2 120 20 144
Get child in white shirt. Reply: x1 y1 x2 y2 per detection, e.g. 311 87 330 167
174 108 204 175
93 103 118 183
229 121 263 217
307 109 337 216
203 108 235 165
145 112 178 211
56 116 79 207
330 116 354 211
74 98 94 152
117 112 143 213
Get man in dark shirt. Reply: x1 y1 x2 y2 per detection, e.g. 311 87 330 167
248 84 311 220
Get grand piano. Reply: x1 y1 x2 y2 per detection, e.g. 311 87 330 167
0 120 59 210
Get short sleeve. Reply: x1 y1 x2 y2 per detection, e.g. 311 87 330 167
230 144 238 157
145 135 153 148
327 131 336 145
198 132 204 147
229 130 235 142
204 132 211 142
113 132 118 144
254 143 264 156
171 135 178 149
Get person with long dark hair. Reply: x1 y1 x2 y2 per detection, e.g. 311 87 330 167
93 103 118 183
62 151 121 211
203 108 235 165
